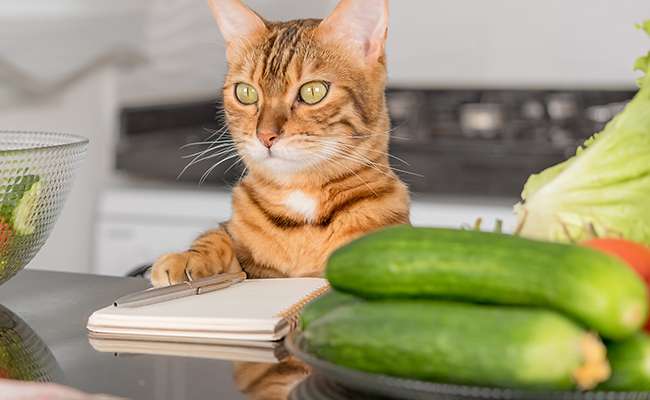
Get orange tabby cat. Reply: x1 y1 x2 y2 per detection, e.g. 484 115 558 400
150 0 410 287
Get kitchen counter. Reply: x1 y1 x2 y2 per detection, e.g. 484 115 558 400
5 268 614 400
0 269 406 400
0 269 251 400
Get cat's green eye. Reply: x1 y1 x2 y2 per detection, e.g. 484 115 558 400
235 83 259 105
299 81 328 105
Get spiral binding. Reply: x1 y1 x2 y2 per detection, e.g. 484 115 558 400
275 284 332 329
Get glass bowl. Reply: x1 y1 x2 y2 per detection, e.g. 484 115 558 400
0 131 88 285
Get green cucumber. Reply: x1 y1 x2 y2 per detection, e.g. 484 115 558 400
597 332 650 391
304 300 610 391
0 175 41 235
326 225 648 340
299 289 363 330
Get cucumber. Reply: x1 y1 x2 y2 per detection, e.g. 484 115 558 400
597 332 650 391
0 175 42 235
299 289 363 330
303 300 610 391
326 225 648 340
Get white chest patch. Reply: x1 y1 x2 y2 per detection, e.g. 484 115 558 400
281 190 318 222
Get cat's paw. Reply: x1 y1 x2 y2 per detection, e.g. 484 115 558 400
150 252 208 286
149 230 242 287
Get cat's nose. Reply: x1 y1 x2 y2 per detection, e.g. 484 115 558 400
257 130 280 149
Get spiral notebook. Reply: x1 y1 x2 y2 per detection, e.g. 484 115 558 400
86 278 330 343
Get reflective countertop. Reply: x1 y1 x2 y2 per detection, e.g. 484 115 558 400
0 269 434 400
0 269 252 400
3 269 613 400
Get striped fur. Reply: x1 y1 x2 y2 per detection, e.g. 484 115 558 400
233 357 310 400
150 0 410 286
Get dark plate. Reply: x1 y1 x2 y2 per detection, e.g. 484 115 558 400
285 330 650 400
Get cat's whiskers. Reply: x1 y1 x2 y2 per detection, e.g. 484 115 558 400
180 141 236 157
306 120 408 141
315 139 409 166
181 139 237 165
179 148 238 180
357 122 410 139
335 147 422 178
308 130 401 141
315 139 423 178
296 152 329 183
181 140 232 148
203 124 232 142
179 126 234 161
177 128 242 182
223 154 246 175
186 146 239 167
319 145 423 185
198 151 242 184
316 140 392 171
318 146 393 181
235 165 248 187
309 159 329 183
316 144 402 188
312 152 378 196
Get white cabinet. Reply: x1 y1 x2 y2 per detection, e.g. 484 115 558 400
92 186 233 277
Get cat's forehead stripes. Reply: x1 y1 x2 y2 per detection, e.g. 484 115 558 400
256 19 320 95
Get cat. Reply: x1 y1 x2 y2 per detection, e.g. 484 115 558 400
150 0 411 287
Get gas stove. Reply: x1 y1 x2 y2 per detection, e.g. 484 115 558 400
116 88 636 197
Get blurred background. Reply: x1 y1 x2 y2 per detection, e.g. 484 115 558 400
0 0 648 277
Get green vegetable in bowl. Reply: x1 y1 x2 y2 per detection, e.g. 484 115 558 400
0 175 42 236
514 21 650 246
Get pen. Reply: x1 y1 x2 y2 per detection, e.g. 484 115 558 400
113 271 247 308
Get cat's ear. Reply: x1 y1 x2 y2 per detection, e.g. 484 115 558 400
206 0 268 59
315 0 389 66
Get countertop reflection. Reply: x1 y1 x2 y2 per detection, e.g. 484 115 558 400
0 269 412 400
0 303 64 383
0 270 259 399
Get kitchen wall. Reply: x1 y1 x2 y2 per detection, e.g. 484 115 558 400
0 0 649 275
118 0 335 105
385 0 648 89
0 0 147 274
119 0 650 106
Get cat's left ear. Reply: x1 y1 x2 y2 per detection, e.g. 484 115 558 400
207 0 268 59
314 0 389 66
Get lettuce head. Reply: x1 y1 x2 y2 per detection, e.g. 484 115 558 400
514 21 650 245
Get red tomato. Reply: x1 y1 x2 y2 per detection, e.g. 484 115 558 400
580 238 650 331
0 216 13 253
0 365 12 379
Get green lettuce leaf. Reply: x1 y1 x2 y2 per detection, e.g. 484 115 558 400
520 133 601 201
514 21 650 245
635 20 650 86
